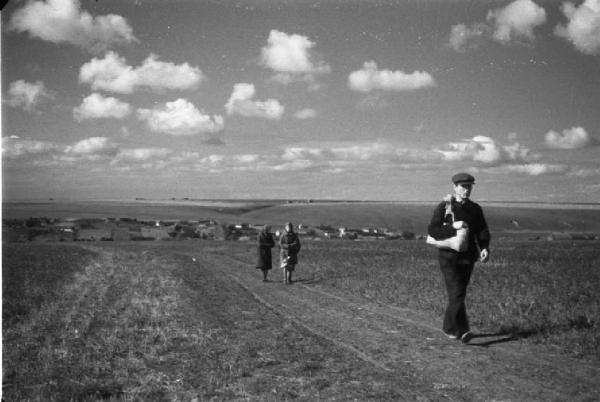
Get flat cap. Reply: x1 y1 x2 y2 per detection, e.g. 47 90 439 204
452 172 475 185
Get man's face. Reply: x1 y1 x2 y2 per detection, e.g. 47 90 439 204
454 183 473 199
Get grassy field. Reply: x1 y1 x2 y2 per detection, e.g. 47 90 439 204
2 243 422 400
226 239 600 359
3 237 600 400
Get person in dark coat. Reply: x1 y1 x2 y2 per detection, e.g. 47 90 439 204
428 172 490 343
256 225 275 282
279 222 301 284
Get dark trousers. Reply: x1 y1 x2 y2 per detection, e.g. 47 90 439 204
439 252 474 336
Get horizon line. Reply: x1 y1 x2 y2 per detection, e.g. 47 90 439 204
3 197 600 206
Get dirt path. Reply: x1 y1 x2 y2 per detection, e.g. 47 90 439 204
184 251 600 402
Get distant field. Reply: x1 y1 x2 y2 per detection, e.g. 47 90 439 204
5 200 600 237
2 200 271 221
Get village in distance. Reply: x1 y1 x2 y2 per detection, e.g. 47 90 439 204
4 197 600 244
2 198 419 243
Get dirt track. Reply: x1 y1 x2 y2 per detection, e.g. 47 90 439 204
182 250 600 402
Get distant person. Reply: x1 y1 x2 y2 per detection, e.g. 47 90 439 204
279 222 301 284
256 225 275 282
428 172 490 343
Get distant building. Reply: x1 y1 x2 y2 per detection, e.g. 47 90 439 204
55 222 78 231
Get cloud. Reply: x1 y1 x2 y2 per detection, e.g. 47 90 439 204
448 23 491 52
281 146 326 161
115 147 172 161
436 135 534 164
137 98 225 135
8 0 136 53
79 52 204 94
261 29 330 74
545 126 595 149
486 0 547 44
449 0 547 52
279 140 440 171
73 93 131 121
569 167 600 177
64 136 117 155
225 83 284 120
294 108 317 119
348 61 436 92
235 154 261 163
272 159 316 171
2 136 61 158
503 163 570 176
555 0 600 55
6 80 54 111
260 29 330 88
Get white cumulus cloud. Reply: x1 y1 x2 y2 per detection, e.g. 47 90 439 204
555 0 600 55
65 136 117 155
436 135 533 164
8 0 136 53
6 80 53 111
73 93 131 121
348 61 436 92
545 126 595 149
79 52 204 94
260 30 330 88
138 99 225 136
261 29 330 74
486 0 547 44
225 83 284 120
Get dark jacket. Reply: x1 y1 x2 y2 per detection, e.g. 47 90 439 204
428 198 490 261
256 231 275 270
279 231 301 265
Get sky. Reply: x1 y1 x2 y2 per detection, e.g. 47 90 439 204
2 0 599 202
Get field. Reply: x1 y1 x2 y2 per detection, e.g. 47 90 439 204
3 236 600 401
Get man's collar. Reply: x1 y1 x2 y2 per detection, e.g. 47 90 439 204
453 197 469 205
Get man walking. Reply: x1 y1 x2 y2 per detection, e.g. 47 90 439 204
428 173 490 343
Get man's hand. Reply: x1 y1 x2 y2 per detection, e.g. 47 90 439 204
452 221 467 229
480 248 490 263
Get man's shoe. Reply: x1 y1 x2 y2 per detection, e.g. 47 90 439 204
460 331 473 344
444 332 458 340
